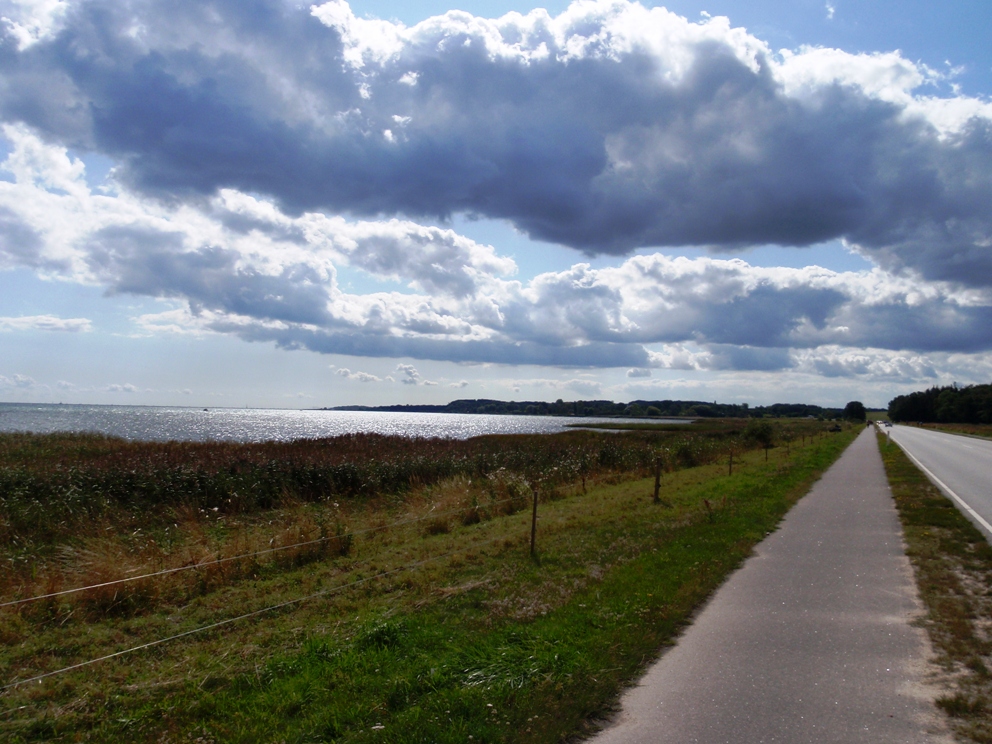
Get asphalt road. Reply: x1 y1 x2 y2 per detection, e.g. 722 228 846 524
588 427 950 744
886 424 992 540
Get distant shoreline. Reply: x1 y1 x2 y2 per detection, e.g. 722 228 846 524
322 397 855 420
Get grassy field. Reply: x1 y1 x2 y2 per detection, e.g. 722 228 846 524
878 432 992 743
1 422 853 742
569 420 729 432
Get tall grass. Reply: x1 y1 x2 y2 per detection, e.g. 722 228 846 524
0 422 855 743
0 428 756 544
0 421 828 618
1 426 767 615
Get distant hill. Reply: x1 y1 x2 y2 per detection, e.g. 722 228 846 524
325 398 844 419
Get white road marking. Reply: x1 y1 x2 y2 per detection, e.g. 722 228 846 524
893 440 992 538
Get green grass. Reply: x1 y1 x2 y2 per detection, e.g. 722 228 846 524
569 418 828 435
878 433 992 743
0 428 737 610
0 426 856 742
569 421 703 432
918 423 992 440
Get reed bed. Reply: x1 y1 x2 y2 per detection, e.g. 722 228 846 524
0 421 853 743
0 422 818 619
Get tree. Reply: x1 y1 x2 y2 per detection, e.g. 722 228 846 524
743 419 774 447
843 401 867 421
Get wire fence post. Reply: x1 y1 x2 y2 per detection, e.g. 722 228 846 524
530 484 539 557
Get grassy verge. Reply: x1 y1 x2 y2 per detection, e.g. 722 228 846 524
569 421 704 432
878 433 992 743
571 419 834 436
916 423 992 440
1 427 855 742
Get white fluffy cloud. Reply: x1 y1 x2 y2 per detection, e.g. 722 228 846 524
333 366 383 383
0 314 91 331
0 124 990 380
0 372 35 388
0 0 988 285
0 0 68 49
106 382 139 393
0 1 990 389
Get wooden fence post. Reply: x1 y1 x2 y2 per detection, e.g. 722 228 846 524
530 485 539 557
653 458 662 504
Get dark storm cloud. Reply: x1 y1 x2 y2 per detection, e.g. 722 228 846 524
702 344 792 371
825 299 992 354
1 0 990 287
695 285 846 347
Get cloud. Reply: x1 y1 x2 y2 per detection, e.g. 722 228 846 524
792 346 939 381
0 0 68 49
450 380 469 388
0 9 990 387
0 205 46 270
0 314 91 332
333 366 383 382
0 123 990 375
702 344 793 372
0 373 36 388
626 368 651 378
396 363 421 385
106 382 139 393
0 0 989 287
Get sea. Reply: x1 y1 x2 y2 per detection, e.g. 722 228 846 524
0 403 683 442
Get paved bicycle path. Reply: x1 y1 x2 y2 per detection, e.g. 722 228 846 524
590 427 951 743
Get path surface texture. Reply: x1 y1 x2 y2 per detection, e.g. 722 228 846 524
590 427 950 744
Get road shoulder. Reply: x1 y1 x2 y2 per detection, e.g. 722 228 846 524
880 432 992 743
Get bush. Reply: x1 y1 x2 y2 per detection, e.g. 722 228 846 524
743 420 774 448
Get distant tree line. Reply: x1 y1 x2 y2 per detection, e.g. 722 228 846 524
888 384 992 423
329 398 845 419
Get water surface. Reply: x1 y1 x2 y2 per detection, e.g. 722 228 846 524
0 403 684 442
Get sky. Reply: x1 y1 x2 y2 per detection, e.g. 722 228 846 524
0 0 990 410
